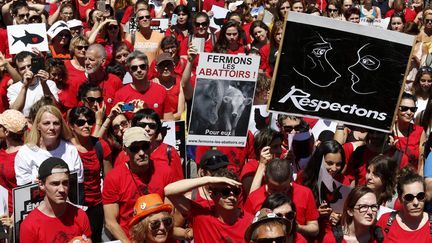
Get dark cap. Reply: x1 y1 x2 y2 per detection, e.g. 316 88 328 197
38 157 70 180
156 53 174 66
244 208 292 242
200 150 229 170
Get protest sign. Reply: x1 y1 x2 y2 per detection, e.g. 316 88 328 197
187 53 260 147
359 17 390 29
268 12 414 132
317 158 352 213
7 23 49 54
210 6 229 31
13 173 78 242
0 185 6 216
150 18 169 33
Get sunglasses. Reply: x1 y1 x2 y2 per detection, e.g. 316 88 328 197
195 21 209 27
354 204 379 213
328 8 338 12
399 106 418 113
75 118 95 126
128 142 151 153
130 64 147 72
138 15 151 21
85 96 103 103
108 25 119 30
425 19 432 23
29 15 42 23
275 211 296 220
76 45 88 51
149 217 173 231
283 124 302 133
112 120 129 130
18 13 30 19
213 187 241 197
403 192 426 202
254 236 287 243
136 122 157 129
419 66 432 73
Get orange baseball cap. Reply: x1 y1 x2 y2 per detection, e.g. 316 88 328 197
129 194 173 227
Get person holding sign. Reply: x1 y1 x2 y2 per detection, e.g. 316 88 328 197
19 157 92 242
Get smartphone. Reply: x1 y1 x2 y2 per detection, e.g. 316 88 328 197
121 103 134 112
191 37 205 53
96 0 106 11
31 57 44 74
171 13 178 26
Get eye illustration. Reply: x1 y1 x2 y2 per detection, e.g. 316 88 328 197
359 55 380 70
312 48 327 57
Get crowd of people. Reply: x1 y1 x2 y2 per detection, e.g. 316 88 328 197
0 0 430 242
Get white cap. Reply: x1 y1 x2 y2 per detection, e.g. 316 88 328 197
47 21 70 38
67 19 83 29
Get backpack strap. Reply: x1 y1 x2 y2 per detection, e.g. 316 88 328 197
332 225 344 243
384 211 398 234
373 226 384 243
191 187 198 201
91 137 104 177
167 144 172 166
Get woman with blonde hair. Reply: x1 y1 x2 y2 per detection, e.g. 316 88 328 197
14 105 83 188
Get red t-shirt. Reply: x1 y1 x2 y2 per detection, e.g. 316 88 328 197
202 0 225 11
0 149 17 214
113 82 173 118
63 60 87 108
0 73 11 113
394 124 424 170
102 161 176 238
188 200 253 243
94 73 123 112
377 212 432 243
0 29 11 59
78 138 111 207
148 57 187 80
20 203 92 242
151 143 184 181
322 228 378 243
385 8 417 22
178 35 214 56
243 183 319 225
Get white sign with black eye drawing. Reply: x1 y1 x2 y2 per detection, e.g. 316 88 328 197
187 53 260 147
7 23 49 54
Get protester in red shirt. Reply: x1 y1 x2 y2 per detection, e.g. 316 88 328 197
323 186 381 243
114 50 174 120
213 20 248 55
69 106 111 242
165 168 253 243
377 168 432 242
385 0 417 22
249 20 270 52
20 158 92 242
260 20 283 77
64 36 88 96
103 127 177 241
165 5 191 45
178 12 215 57
244 158 319 239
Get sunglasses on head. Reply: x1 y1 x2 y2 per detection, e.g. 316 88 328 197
399 106 417 113
130 63 147 72
85 96 103 103
283 124 302 133
195 21 209 27
254 236 287 243
275 211 296 220
75 118 95 126
138 15 151 21
419 66 432 73
136 122 157 129
149 217 173 231
213 187 241 197
128 142 151 153
403 192 426 202
112 120 128 130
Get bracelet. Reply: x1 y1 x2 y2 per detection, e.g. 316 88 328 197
184 228 193 241
336 125 345 130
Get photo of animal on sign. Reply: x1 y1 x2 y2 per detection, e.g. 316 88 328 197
7 23 49 54
187 53 260 147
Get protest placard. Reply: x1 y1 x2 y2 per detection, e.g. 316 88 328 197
187 53 260 147
7 23 49 54
317 158 352 213
150 18 169 33
13 173 78 242
210 6 229 31
268 12 414 132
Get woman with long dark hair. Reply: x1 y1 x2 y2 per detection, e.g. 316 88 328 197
213 20 248 54
260 20 283 77
166 5 192 44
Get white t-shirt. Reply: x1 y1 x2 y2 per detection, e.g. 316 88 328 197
14 139 83 185
7 79 59 116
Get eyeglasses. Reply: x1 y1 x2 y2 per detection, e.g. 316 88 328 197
75 118 95 126
136 122 157 129
354 204 379 213
157 62 174 69
213 187 241 197
328 8 338 12
195 21 209 27
112 120 129 130
254 236 287 243
76 45 89 51
282 124 302 133
128 142 151 153
130 64 147 72
403 192 426 202
137 15 151 21
18 13 29 19
399 106 418 113
85 96 103 103
419 66 432 73
275 211 296 221
149 217 173 231
107 25 119 30
29 15 42 23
